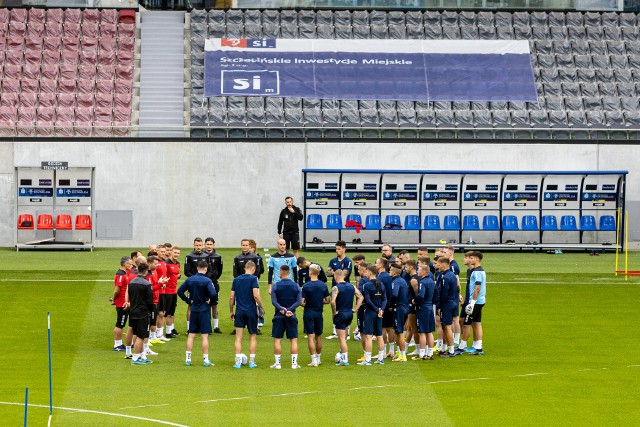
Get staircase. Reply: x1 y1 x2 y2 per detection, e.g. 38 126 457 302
138 12 186 137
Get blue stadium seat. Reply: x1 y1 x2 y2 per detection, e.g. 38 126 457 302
424 215 441 230
306 214 323 229
560 215 578 230
404 215 421 230
365 215 381 230
483 215 500 230
345 214 362 228
443 215 460 230
502 215 519 230
463 215 480 230
541 215 558 231
522 216 539 231
384 215 401 227
580 215 597 231
326 214 343 229
599 215 616 231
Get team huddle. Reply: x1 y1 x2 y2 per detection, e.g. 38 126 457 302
110 238 487 368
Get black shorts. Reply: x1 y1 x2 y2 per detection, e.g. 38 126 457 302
130 316 150 339
210 282 220 305
357 307 365 332
115 307 128 329
464 303 484 325
234 309 258 335
283 232 300 251
303 311 323 335
188 309 212 334
163 294 178 317
382 309 395 328
158 294 169 313
150 304 159 325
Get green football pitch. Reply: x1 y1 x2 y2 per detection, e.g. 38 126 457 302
1 247 639 426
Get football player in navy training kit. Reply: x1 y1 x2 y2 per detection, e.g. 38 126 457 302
389 263 410 362
375 257 395 358
297 257 328 284
301 264 330 367
436 257 459 358
230 261 265 368
326 241 352 339
413 263 438 360
270 265 302 369
178 260 217 367
331 269 364 367
444 244 462 346
358 265 387 366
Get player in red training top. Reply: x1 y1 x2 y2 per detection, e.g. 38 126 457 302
155 244 170 342
164 246 182 338
111 256 132 351
145 254 168 351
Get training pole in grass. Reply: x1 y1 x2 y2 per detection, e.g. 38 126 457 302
47 312 53 426
625 210 629 282
24 387 28 427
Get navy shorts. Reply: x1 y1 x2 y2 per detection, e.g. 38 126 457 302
130 316 150 339
394 306 410 334
303 311 323 335
234 309 259 335
416 308 436 333
272 315 298 339
382 309 394 328
441 302 457 326
464 303 484 325
188 309 212 334
333 311 353 331
115 307 128 329
363 309 383 336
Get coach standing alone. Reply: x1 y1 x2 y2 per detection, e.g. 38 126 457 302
278 196 304 258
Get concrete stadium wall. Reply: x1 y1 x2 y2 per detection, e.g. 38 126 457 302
1 140 638 248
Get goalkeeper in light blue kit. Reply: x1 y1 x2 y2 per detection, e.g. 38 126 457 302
457 251 486 355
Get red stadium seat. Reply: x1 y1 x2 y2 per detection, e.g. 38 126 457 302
45 9 63 24
10 9 27 23
28 8 46 24
64 9 82 24
23 64 41 80
0 9 9 24
24 50 42 66
101 9 118 24
38 93 57 108
81 36 98 53
56 214 72 230
0 92 19 108
118 23 135 37
97 65 115 80
17 214 34 230
100 23 116 38
3 65 21 79
9 22 26 38
37 214 53 230
77 79 96 94
40 78 58 94
45 23 62 38
95 80 114 95
16 107 35 136
63 22 80 38
27 22 44 37
78 65 96 80
5 50 23 66
75 215 92 230
82 23 99 38
76 93 94 108
118 10 136 24
83 9 99 24
41 65 59 80
19 93 38 108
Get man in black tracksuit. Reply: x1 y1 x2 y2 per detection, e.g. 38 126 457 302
277 196 304 258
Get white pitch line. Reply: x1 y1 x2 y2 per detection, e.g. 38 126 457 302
349 385 400 391
195 396 252 404
513 373 549 377
270 391 321 397
426 378 489 385
0 402 189 427
578 368 609 372
120 403 170 410
627 365 640 368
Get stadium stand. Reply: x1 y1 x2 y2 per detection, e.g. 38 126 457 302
0 8 137 137
187 9 640 139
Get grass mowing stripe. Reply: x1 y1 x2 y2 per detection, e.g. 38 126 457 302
0 402 190 427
